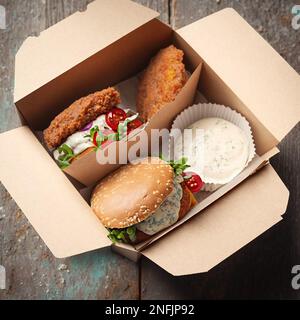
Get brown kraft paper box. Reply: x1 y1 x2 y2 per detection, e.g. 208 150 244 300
0 0 299 275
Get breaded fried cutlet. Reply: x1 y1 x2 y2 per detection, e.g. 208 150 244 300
43 87 120 149
137 45 187 121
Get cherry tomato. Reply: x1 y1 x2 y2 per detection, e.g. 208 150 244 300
93 131 99 147
183 172 204 193
105 107 127 131
127 119 143 134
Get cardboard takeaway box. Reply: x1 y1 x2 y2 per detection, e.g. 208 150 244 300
0 0 299 276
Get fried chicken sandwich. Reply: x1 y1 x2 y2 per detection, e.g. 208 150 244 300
43 88 143 168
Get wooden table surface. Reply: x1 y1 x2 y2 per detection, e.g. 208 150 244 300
0 0 299 300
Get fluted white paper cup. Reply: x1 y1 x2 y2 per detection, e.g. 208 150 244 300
171 103 256 192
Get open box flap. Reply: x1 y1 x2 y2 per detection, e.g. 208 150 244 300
0 127 111 258
14 0 158 102
177 8 300 143
142 165 289 275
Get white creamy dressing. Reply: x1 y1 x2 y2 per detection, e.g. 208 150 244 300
136 178 183 236
175 117 250 183
54 109 133 160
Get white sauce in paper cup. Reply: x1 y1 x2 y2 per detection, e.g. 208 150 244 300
171 103 256 191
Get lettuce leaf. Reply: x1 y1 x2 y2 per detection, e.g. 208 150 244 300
107 226 137 244
57 144 75 169
161 156 190 176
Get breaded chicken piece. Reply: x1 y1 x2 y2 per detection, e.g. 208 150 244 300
44 88 121 149
137 45 187 121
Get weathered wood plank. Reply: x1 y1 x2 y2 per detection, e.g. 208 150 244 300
1 0 299 300
0 0 163 300
141 0 300 300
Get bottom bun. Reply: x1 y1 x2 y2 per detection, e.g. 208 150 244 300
133 183 196 244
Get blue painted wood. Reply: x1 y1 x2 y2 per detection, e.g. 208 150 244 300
0 0 166 300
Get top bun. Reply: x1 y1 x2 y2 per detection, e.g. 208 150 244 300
91 157 174 229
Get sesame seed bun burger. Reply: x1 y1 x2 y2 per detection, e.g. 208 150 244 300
91 157 203 244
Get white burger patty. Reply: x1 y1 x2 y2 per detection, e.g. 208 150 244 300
136 177 183 235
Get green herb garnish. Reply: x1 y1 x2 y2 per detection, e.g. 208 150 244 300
160 155 190 176
126 226 137 242
84 125 111 150
94 130 105 150
116 114 138 140
84 125 99 139
83 114 140 152
57 144 75 169
107 226 137 244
